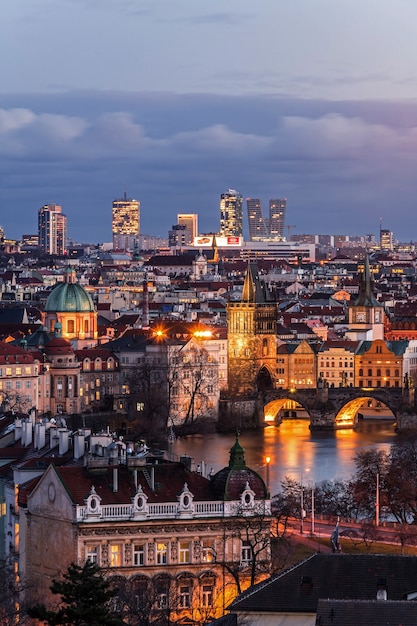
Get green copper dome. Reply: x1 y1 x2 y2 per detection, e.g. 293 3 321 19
45 282 94 313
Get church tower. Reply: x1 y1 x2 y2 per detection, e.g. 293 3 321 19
346 253 385 341
227 263 277 394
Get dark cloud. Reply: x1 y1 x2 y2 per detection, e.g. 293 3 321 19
1 91 417 243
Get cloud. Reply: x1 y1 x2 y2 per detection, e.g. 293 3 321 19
1 91 417 242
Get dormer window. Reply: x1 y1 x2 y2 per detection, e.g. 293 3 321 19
133 485 148 512
240 481 256 508
85 485 102 517
178 483 194 513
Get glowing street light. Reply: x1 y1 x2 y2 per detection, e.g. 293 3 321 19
300 468 309 534
265 456 271 492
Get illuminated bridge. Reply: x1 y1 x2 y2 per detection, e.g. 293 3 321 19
259 386 417 431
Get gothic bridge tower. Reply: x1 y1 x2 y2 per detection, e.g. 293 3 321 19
227 263 277 395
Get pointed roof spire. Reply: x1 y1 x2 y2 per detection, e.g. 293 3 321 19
241 262 268 303
353 252 381 307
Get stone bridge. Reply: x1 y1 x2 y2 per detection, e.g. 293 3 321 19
259 386 417 431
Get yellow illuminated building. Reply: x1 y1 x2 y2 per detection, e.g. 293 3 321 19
112 192 140 251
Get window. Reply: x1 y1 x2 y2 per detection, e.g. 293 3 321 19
67 319 75 333
110 544 122 567
133 544 145 566
202 541 214 563
156 542 167 564
84 319 89 333
26 380 31 389
16 367 22 375
241 542 252 563
179 542 190 564
202 584 213 607
86 545 99 564
179 585 191 608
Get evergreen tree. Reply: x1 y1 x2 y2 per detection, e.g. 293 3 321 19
27 561 123 626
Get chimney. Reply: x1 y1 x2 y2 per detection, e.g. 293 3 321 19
35 422 46 450
376 578 387 601
113 467 118 493
59 429 69 455
73 433 85 460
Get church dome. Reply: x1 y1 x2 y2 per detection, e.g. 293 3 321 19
211 437 268 501
45 272 94 313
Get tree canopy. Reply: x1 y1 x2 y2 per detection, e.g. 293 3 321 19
27 561 123 626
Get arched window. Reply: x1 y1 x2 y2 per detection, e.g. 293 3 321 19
376 369 381 377
368 369 372 377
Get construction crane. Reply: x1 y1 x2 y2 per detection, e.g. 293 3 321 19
286 225 296 240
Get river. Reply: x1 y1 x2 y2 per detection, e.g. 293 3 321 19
170 418 397 496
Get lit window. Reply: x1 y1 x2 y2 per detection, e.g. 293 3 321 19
156 542 167 564
179 542 190 564
110 544 122 567
202 541 214 562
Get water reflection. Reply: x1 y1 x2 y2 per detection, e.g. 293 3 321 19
170 419 397 496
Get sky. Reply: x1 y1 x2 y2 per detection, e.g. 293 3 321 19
2 0 417 243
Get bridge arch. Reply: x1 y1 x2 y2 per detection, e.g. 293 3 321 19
261 387 406 430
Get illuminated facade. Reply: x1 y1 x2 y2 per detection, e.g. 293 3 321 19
178 213 198 243
43 268 98 349
354 339 405 389
269 198 286 239
347 253 385 341
20 441 271 623
38 204 67 256
227 264 277 394
112 193 140 251
247 198 268 241
219 189 243 237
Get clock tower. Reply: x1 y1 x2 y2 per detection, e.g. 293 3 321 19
347 253 384 341
227 263 277 394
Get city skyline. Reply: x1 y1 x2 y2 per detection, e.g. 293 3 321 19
3 2 417 242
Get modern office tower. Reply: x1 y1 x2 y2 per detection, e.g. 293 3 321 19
219 189 243 237
380 228 393 250
247 198 268 241
177 213 198 243
269 198 286 239
112 192 140 251
38 204 67 256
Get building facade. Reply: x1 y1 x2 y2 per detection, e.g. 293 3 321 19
38 204 67 256
20 440 271 623
269 199 286 239
177 213 198 243
246 199 268 241
220 189 243 238
112 193 140 252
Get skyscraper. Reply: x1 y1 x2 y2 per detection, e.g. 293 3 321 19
38 204 67 256
219 189 243 237
246 198 268 241
269 199 286 239
177 213 198 244
112 192 140 252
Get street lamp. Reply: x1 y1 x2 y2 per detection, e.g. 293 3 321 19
375 472 380 527
265 456 271 492
300 468 309 534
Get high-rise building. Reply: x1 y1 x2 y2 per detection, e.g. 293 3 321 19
269 199 286 239
380 229 393 250
38 204 67 256
112 192 140 252
177 213 198 244
246 198 268 241
219 189 243 237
